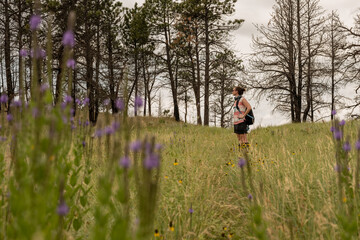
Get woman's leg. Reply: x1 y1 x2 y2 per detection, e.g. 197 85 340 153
236 133 242 145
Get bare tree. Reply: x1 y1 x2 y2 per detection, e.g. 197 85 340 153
341 13 360 118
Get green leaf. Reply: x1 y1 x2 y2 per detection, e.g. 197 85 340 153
73 218 82 231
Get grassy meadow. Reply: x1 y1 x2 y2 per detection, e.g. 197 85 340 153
91 116 359 239
2 110 360 240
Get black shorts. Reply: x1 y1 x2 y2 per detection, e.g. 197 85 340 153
234 122 248 134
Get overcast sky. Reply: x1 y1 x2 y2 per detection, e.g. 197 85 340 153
121 0 359 127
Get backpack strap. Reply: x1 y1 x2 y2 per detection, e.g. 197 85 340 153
235 97 242 113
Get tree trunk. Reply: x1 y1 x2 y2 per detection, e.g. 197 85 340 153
296 0 303 122
163 17 180 121
203 2 210 126
5 0 14 110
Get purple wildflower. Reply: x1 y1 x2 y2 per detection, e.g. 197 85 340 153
84 121 89 126
7 114 13 122
343 142 351 152
356 141 360 150
0 94 8 104
119 156 131 168
11 100 22 108
331 109 336 116
144 153 159 169
57 201 69 216
238 158 246 168
334 130 342 140
82 141 86 148
70 108 75 116
130 140 142 152
83 98 90 106
32 108 39 118
64 95 72 104
62 116 67 124
40 83 49 93
135 96 143 109
75 98 81 105
339 120 346 126
61 102 67 110
0 136 7 142
30 48 46 59
104 126 115 135
62 30 75 48
330 126 335 132
19 49 29 57
189 208 194 214
66 59 76 69
103 98 110 106
112 121 120 130
71 124 76 130
248 194 253 200
30 15 41 30
334 164 341 172
155 144 163 150
115 99 124 111
94 129 103 138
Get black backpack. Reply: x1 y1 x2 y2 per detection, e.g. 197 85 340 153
235 98 255 125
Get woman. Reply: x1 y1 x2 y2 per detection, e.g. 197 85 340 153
232 86 251 149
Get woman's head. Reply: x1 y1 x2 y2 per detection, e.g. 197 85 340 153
232 86 246 96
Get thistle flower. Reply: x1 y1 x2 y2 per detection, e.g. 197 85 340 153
119 156 130 168
62 30 75 47
248 194 253 200
112 121 120 130
40 83 49 93
330 126 335 132
0 94 8 103
66 59 76 69
356 141 360 150
189 207 194 214
94 129 103 138
339 120 346 126
7 114 13 122
30 15 41 30
32 108 39 118
19 49 29 57
334 164 341 172
238 158 246 168
30 48 46 59
331 109 337 116
83 97 90 106
11 100 21 108
144 153 159 169
103 98 110 106
334 130 342 140
57 201 69 216
135 96 143 110
130 140 142 152
64 95 72 104
82 141 86 148
155 144 163 150
343 142 351 152
104 126 115 135
115 99 124 111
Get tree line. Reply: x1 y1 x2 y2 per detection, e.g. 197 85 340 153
0 0 243 127
249 0 360 122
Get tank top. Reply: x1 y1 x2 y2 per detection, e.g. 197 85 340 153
233 96 246 125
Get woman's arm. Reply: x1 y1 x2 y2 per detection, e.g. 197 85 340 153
241 98 252 117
